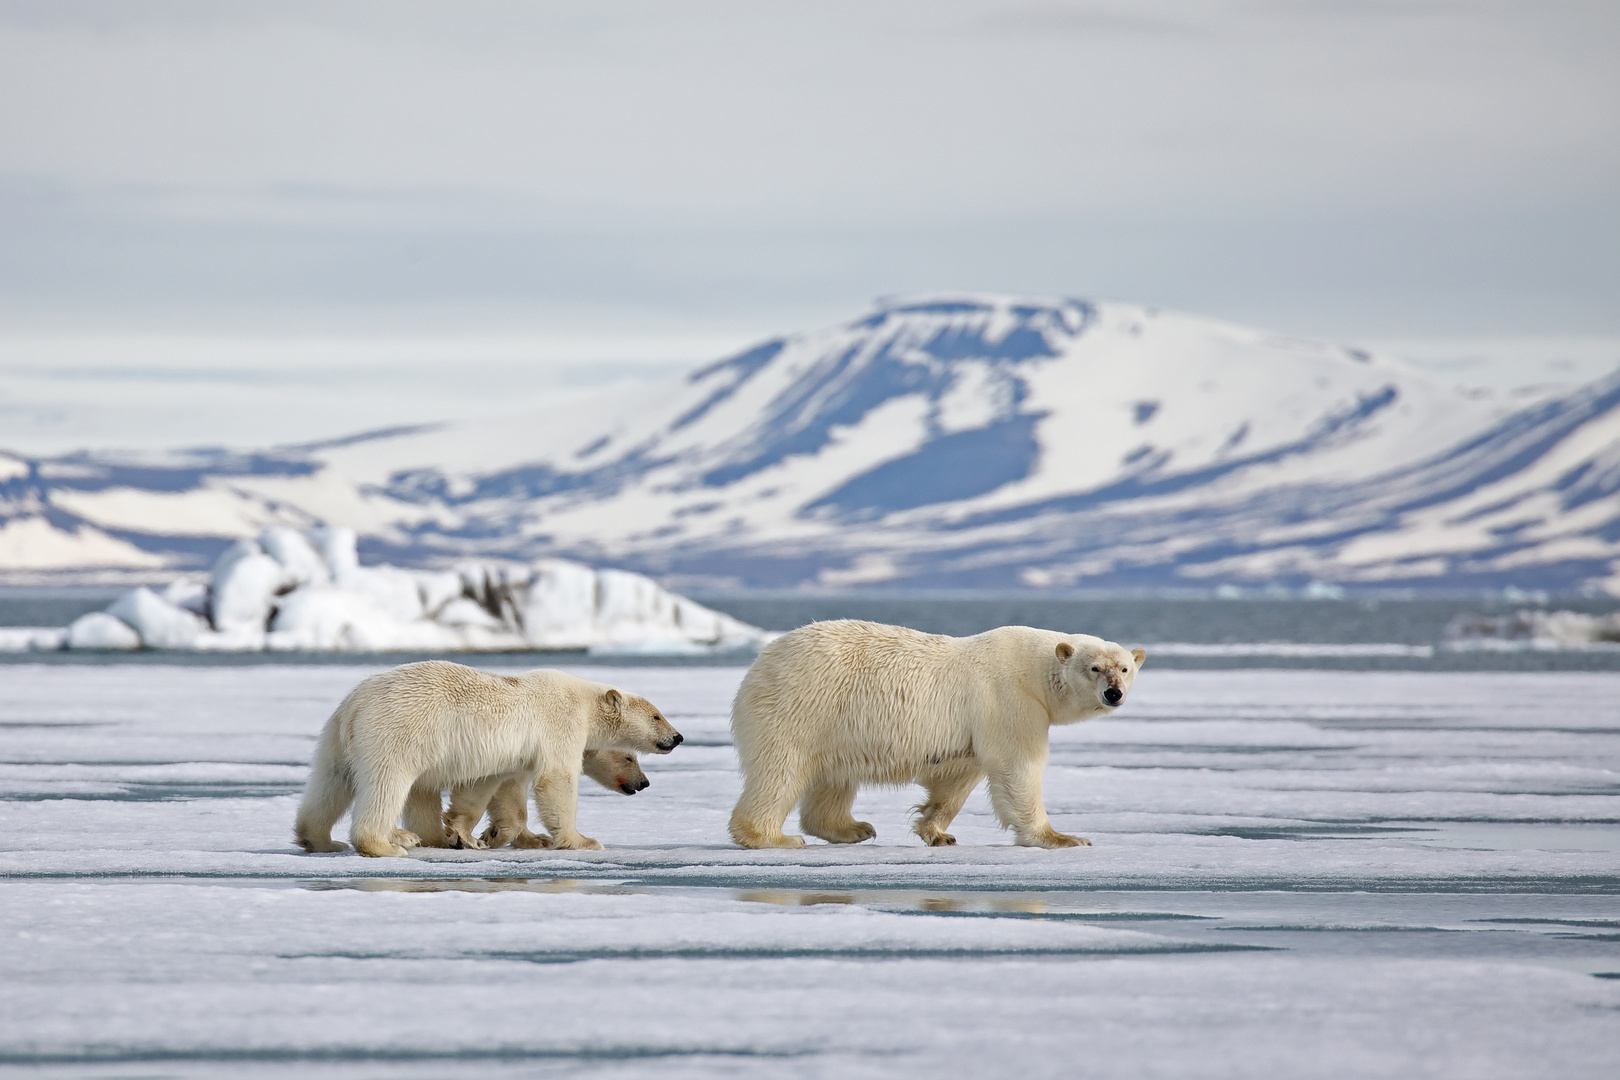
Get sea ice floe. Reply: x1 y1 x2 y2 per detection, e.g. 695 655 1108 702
31 526 769 654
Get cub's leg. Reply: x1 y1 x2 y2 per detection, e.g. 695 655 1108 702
798 777 875 844
442 776 505 850
912 761 983 846
350 771 419 858
728 753 810 849
533 769 601 850
403 783 453 848
482 777 551 849
983 753 1088 849
294 753 354 853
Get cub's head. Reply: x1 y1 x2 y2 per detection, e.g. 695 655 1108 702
598 687 684 754
1054 637 1146 713
582 749 650 795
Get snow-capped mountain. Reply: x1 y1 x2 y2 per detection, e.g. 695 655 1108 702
5 295 1619 593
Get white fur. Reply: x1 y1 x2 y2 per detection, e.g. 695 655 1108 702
293 660 680 857
441 750 649 850
728 620 1145 849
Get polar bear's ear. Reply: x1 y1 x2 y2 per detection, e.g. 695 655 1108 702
1132 648 1147 666
1055 642 1076 661
603 688 624 711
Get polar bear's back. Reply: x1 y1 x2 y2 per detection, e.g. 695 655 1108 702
733 620 1005 779
337 661 596 780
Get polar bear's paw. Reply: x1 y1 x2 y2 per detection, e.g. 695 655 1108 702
549 832 604 851
391 829 423 849
448 831 488 851
355 836 412 858
509 830 554 849
729 820 808 848
296 837 351 853
814 821 876 844
739 832 808 849
923 832 957 847
1019 828 1090 849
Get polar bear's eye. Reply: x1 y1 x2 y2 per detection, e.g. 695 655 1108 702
1090 665 1101 673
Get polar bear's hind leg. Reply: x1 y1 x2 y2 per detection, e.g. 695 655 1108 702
350 772 417 858
913 761 982 846
729 755 811 849
294 751 355 853
799 776 875 844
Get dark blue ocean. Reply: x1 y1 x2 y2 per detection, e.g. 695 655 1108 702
3 587 1618 669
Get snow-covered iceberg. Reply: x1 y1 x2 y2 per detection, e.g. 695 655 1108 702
28 527 769 654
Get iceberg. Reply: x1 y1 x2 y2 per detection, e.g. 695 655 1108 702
7 526 770 654
64 611 141 651
106 587 208 649
1442 609 1620 651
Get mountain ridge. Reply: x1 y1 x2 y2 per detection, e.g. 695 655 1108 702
4 294 1617 595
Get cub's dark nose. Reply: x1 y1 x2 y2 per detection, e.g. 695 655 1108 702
1104 687 1123 706
656 732 684 752
635 778 650 791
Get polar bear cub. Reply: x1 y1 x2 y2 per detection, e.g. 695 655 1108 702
294 660 682 857
439 750 650 850
728 620 1144 850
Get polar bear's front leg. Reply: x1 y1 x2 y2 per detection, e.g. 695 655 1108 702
533 769 602 851
984 758 1089 849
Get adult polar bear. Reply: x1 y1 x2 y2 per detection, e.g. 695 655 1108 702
729 621 1145 849
295 661 682 857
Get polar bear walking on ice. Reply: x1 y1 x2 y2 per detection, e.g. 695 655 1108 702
442 750 651 850
728 620 1145 849
295 660 682 857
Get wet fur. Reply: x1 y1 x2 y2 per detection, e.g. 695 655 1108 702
437 750 649 850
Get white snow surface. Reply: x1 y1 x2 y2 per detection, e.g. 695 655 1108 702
1 663 1617 1078
29 526 768 654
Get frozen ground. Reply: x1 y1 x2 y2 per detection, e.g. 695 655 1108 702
1 664 1617 1078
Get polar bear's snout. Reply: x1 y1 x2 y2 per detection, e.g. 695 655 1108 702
656 731 684 753
1103 686 1123 706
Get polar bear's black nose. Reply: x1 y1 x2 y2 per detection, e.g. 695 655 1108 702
635 777 650 791
1104 687 1123 705
657 732 683 752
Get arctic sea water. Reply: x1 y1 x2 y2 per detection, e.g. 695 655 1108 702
4 590 1619 670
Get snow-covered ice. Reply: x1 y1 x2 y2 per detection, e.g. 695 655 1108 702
1 664 1617 1077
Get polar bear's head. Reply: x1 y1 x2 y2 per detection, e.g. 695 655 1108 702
582 749 650 794
1054 637 1146 713
598 688 685 754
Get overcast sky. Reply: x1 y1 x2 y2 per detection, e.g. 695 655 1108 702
3 0 1617 337
1 1 1617 451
